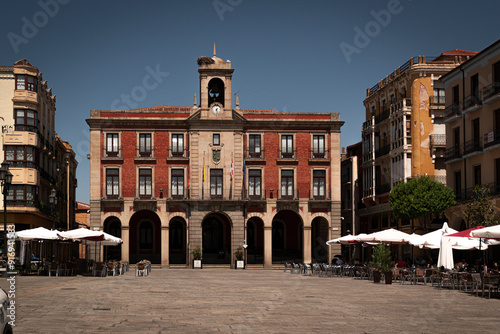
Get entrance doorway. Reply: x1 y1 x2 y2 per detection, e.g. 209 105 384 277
202 213 232 264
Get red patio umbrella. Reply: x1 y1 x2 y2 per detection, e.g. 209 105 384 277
446 226 485 238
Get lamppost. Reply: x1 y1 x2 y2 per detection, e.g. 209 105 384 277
243 241 248 268
0 162 13 264
48 189 57 230
49 189 57 260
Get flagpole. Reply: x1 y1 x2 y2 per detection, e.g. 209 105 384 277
202 152 205 200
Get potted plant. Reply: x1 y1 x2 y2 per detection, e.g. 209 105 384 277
234 246 245 269
191 246 202 269
372 244 393 284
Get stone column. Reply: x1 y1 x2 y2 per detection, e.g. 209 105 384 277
121 226 129 263
303 226 312 263
264 226 272 268
161 226 169 267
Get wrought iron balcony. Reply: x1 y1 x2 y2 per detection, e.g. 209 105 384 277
375 108 390 124
444 104 461 119
445 145 462 160
375 183 391 195
375 145 390 158
482 82 500 100
167 148 189 160
245 148 265 160
484 130 500 148
463 95 482 110
463 138 482 155
309 149 330 160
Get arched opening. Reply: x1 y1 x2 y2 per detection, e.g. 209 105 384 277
202 213 232 264
169 218 187 264
129 210 161 264
104 217 122 261
246 217 264 264
311 217 329 263
272 210 303 263
208 78 225 107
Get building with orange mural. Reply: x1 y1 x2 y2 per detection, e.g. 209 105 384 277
358 50 477 258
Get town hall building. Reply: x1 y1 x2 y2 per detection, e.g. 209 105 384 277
87 49 344 268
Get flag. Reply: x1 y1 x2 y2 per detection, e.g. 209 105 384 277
230 158 233 181
202 157 205 182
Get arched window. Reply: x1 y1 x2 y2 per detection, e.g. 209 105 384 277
139 221 153 249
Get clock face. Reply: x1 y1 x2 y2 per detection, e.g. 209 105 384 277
212 104 222 114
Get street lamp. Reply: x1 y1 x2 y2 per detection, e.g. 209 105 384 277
0 162 13 263
48 189 58 230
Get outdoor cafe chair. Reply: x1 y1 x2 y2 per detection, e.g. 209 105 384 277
356 266 368 280
106 262 117 276
136 262 147 277
483 275 499 299
284 262 291 273
94 262 107 277
48 262 60 277
303 263 312 276
470 273 482 296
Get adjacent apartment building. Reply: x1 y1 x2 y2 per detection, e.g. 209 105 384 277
358 50 477 251
87 50 344 267
441 39 500 229
0 59 77 240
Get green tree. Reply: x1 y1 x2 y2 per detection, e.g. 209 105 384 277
389 176 456 230
463 184 498 227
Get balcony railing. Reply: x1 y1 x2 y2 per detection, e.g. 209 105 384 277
429 96 445 105
445 145 462 160
136 146 155 158
134 188 156 200
456 183 500 202
375 144 390 158
167 148 189 159
483 82 500 100
362 118 373 130
375 108 390 124
101 188 123 200
192 188 245 201
484 130 500 148
308 190 330 201
444 104 461 119
242 189 267 201
375 183 391 195
103 146 122 158
391 98 412 114
430 134 446 147
277 189 299 201
463 138 482 155
463 95 482 110
245 148 265 160
278 148 297 160
309 149 330 160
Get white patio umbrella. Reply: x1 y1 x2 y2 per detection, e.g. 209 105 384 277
15 227 60 240
357 228 412 245
57 228 105 241
471 224 500 239
437 224 454 270
326 234 356 246
410 223 458 249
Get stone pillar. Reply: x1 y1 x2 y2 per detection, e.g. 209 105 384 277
121 226 129 263
161 226 169 267
264 226 272 268
303 226 312 263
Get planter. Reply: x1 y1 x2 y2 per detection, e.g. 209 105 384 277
384 271 393 284
235 260 245 270
373 270 381 283
193 259 202 269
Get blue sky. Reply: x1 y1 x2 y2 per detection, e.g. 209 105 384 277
1 0 499 203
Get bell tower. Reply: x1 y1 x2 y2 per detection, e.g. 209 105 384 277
197 44 234 119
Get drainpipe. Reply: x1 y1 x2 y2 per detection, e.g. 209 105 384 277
460 66 466 202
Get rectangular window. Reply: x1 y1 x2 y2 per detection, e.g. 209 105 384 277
433 88 445 104
106 169 119 199
172 134 184 156
15 109 37 132
106 133 119 157
210 169 223 198
313 135 325 158
15 74 37 92
281 170 294 199
248 169 262 199
171 169 184 199
471 74 479 98
249 135 261 158
452 85 460 105
281 135 293 158
213 134 220 146
5 185 35 207
313 170 326 199
139 169 152 198
474 165 481 186
139 134 152 157
454 171 461 196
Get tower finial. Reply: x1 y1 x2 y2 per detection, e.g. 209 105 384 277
213 43 216 57
194 93 197 106
236 93 239 107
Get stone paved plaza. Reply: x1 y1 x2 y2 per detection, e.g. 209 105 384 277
3 268 500 333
